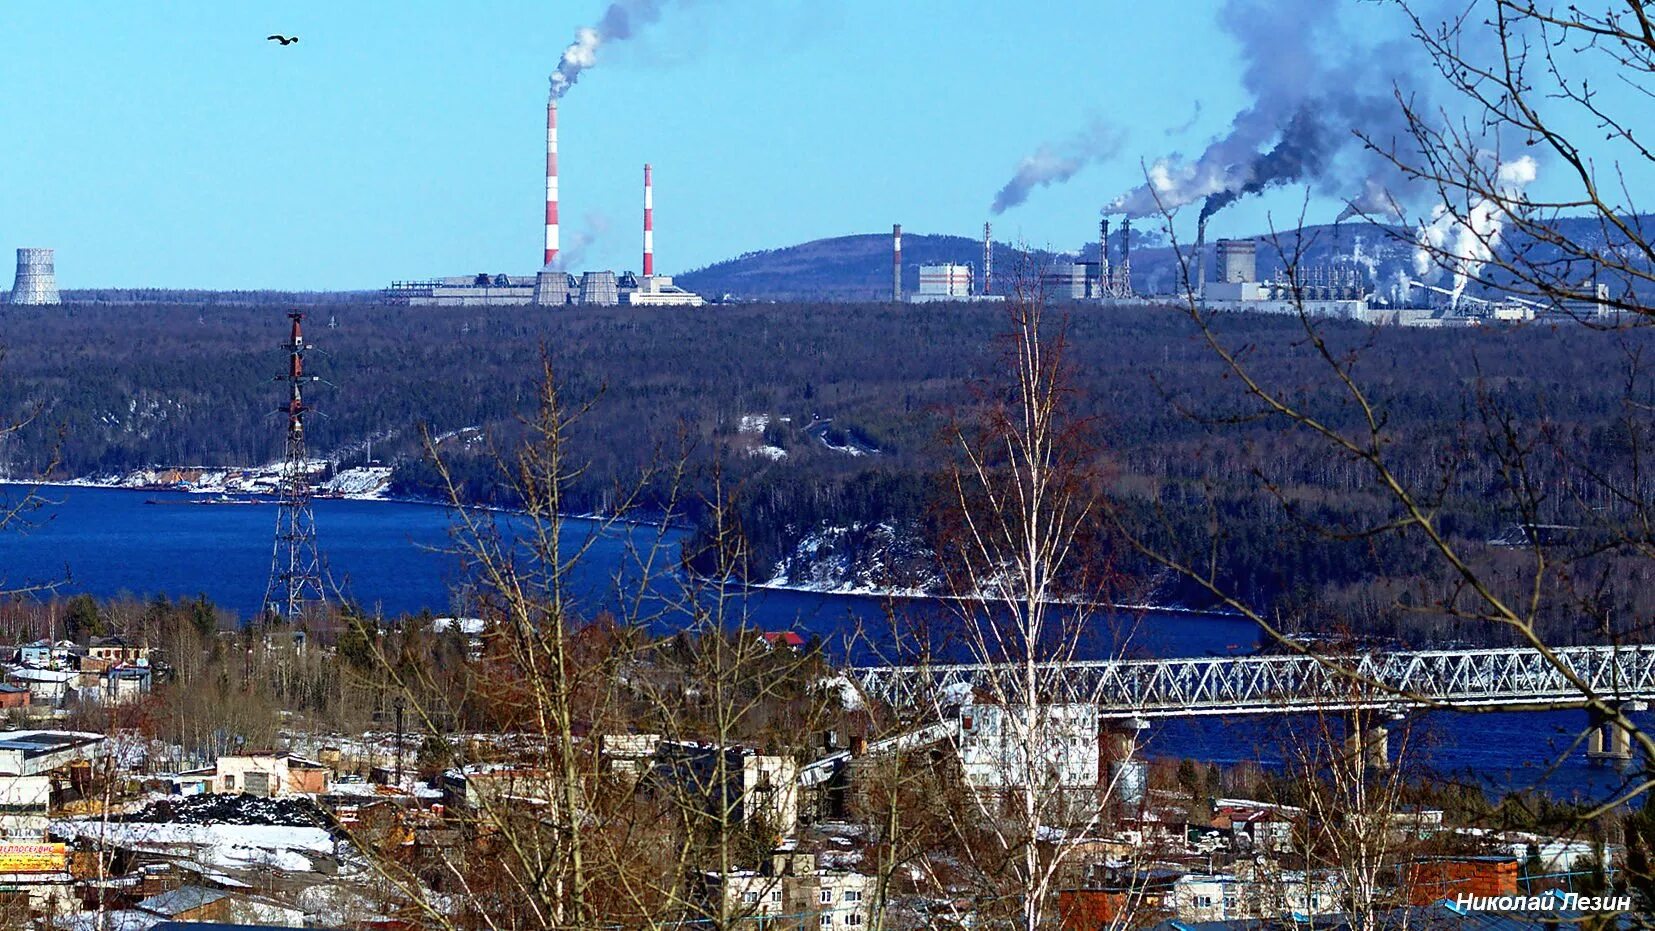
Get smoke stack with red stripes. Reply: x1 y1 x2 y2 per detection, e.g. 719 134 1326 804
643 163 654 278
543 98 560 268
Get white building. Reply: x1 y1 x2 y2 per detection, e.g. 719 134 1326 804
5 669 76 706
0 731 104 777
214 752 330 796
625 274 705 307
914 264 973 300
956 703 1099 791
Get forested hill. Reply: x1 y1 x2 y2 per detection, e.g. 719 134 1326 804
0 300 1650 645
675 233 1059 302
675 215 1653 303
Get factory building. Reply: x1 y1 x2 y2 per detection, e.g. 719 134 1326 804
1200 237 1372 318
384 274 537 307
384 94 702 309
1042 262 1101 301
911 263 973 302
626 274 705 307
6 248 60 306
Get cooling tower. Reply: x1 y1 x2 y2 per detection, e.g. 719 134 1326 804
534 269 572 307
579 270 618 306
7 249 60 305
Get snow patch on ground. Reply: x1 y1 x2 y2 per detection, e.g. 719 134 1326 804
51 820 336 873
761 521 936 595
320 466 394 498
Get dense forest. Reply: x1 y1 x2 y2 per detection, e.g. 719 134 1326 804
0 299 1650 644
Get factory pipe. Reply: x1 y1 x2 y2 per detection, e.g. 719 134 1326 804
643 163 654 278
893 224 902 302
982 222 992 296
1195 215 1207 300
1119 217 1132 296
1098 218 1112 299
544 98 560 268
1099 218 1109 299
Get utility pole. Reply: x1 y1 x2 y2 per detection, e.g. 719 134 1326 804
394 697 405 787
262 311 329 620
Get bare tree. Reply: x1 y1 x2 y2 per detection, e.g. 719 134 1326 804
924 255 1138 931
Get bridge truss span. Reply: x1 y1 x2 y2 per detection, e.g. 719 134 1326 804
849 645 1655 719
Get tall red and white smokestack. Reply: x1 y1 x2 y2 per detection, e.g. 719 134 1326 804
643 163 654 278
544 98 560 268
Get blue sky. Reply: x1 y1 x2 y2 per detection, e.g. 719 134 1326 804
0 1 1605 290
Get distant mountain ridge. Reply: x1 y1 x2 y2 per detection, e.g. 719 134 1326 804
675 215 1653 304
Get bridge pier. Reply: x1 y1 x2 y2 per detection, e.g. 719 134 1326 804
1586 703 1644 764
1103 717 1150 808
1344 714 1390 771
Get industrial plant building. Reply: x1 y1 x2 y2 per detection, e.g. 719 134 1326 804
1198 237 1373 319
1028 218 1143 304
899 223 1004 303
383 97 703 309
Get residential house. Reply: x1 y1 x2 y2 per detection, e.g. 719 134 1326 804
86 635 149 666
94 666 152 705
17 640 60 669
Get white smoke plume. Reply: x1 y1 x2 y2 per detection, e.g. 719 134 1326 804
1166 100 1203 137
991 120 1125 215
1413 155 1537 306
550 0 669 99
1103 0 1426 220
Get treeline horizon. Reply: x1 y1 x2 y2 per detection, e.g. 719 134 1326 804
0 299 1649 645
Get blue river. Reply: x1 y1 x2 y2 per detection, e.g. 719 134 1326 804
0 484 1644 804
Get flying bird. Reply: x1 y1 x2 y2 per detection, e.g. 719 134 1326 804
267 35 299 45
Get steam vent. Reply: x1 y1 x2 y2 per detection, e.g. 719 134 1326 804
7 248 60 305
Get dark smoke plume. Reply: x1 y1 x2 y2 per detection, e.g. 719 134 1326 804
1104 0 1427 220
550 0 670 99
1196 107 1331 221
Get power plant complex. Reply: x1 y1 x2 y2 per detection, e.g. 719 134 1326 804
385 94 704 308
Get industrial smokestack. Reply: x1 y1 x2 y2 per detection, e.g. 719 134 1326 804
1100 217 1112 297
982 222 992 296
7 249 59 306
1195 215 1208 300
544 98 560 269
892 224 902 302
1118 218 1133 297
643 163 654 278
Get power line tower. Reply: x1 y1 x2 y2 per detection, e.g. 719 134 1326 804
263 311 328 620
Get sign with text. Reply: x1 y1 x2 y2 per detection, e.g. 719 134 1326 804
0 843 68 874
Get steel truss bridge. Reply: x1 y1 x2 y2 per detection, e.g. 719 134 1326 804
849 645 1655 720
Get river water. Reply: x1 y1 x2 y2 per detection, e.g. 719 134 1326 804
0 484 1644 803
